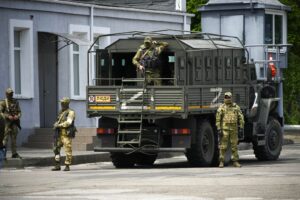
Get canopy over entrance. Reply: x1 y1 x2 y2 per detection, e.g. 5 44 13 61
40 32 92 51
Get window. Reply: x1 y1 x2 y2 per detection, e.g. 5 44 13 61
9 19 33 98
264 13 283 45
14 31 21 94
72 44 80 95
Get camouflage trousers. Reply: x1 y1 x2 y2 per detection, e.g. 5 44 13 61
145 68 161 86
53 129 72 165
219 128 239 162
2 124 18 155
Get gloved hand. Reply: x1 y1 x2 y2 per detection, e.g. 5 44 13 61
217 129 223 138
53 122 60 130
238 127 244 139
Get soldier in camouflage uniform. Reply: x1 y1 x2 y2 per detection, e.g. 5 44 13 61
52 97 76 171
0 88 22 159
216 92 244 168
132 36 168 85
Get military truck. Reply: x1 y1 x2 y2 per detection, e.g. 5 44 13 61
86 31 283 168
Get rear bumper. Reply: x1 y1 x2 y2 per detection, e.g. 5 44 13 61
94 147 186 153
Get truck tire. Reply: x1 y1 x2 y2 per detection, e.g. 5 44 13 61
111 153 135 168
135 153 157 166
253 118 283 161
186 121 217 167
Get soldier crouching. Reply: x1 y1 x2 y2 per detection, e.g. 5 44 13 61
216 92 244 168
52 97 77 171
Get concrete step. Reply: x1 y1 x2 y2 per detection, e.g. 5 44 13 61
22 128 97 150
23 141 53 149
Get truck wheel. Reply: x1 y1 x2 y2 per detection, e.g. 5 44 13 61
253 118 283 161
186 121 217 167
111 153 135 168
135 153 157 166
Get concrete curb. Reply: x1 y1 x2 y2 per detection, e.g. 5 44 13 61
0 137 297 169
1 153 111 169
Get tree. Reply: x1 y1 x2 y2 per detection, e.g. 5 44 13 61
186 0 208 31
280 0 300 124
187 0 300 124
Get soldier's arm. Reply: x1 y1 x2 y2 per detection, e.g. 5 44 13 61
15 101 22 119
0 101 9 119
155 41 168 54
59 110 75 128
237 106 245 128
132 49 142 67
216 107 223 130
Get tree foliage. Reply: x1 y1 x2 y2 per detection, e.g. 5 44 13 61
186 0 208 31
280 0 300 124
187 0 300 124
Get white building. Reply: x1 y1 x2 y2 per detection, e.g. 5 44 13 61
0 0 193 147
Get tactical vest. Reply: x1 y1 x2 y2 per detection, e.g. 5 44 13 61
140 47 159 69
222 103 239 124
5 98 19 116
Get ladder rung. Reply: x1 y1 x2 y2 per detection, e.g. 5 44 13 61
118 130 141 134
119 120 142 123
120 110 143 113
121 100 144 103
122 78 145 82
117 141 140 144
120 88 145 92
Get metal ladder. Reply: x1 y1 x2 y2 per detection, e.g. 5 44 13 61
117 78 146 147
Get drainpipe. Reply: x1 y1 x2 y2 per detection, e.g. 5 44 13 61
90 5 94 85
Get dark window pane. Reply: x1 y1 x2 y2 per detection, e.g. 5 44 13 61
264 14 273 44
275 15 283 44
14 31 21 48
73 54 80 95
14 50 21 94
73 44 79 51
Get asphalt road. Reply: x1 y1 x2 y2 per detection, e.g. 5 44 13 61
0 143 300 200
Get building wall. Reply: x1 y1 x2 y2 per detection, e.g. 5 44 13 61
0 0 192 145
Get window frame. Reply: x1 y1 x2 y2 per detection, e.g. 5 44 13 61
264 10 287 52
9 19 34 99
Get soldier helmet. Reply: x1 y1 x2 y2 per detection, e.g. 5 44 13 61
6 88 14 94
144 36 152 44
60 97 71 104
224 92 232 98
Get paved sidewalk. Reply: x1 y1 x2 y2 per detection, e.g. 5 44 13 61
0 148 110 169
0 131 298 169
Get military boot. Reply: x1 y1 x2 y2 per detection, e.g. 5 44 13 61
51 162 61 171
12 153 22 159
233 161 242 168
63 165 70 171
219 161 224 168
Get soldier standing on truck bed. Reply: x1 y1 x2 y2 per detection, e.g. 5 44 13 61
52 97 77 171
0 88 22 160
132 36 168 86
216 92 244 168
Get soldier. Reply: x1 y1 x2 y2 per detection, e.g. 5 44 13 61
0 88 22 159
216 92 244 168
52 97 76 171
132 36 168 85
